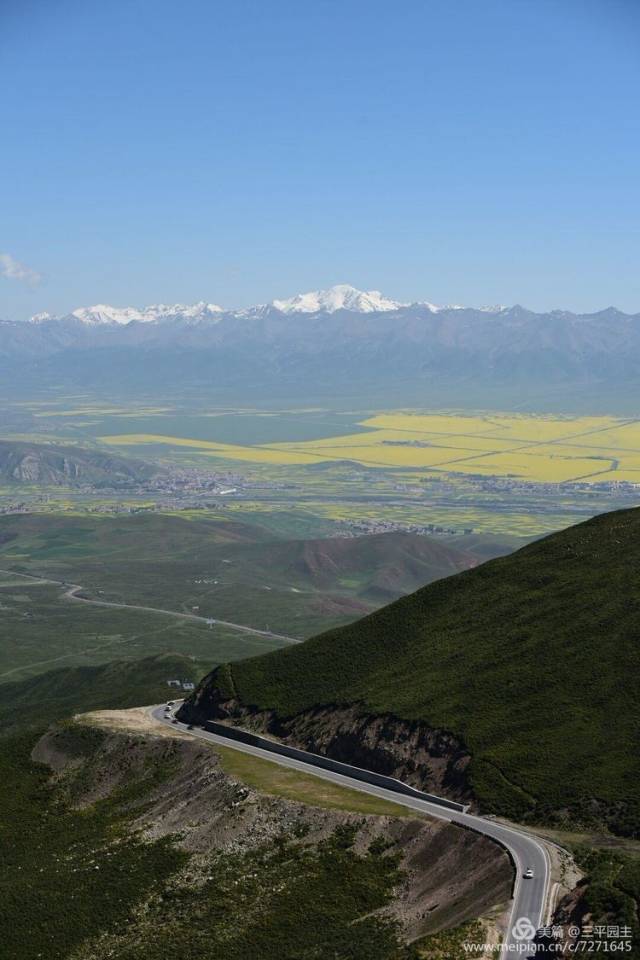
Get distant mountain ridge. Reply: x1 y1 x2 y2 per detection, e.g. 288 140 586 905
0 439 158 486
2 284 640 400
15 283 621 325
22 284 500 323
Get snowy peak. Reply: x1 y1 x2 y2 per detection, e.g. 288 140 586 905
140 301 224 323
269 288 510 316
42 302 225 326
72 304 147 325
271 284 407 314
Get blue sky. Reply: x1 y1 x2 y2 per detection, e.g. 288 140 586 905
1 0 639 318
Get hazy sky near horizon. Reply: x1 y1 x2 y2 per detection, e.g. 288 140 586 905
2 0 639 319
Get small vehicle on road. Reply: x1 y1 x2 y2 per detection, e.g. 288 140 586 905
171 718 178 724
523 868 534 879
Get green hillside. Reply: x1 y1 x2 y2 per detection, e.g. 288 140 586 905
0 653 205 734
0 512 477 642
192 507 640 835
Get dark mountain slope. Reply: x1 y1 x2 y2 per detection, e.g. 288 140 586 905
241 531 476 599
181 507 640 834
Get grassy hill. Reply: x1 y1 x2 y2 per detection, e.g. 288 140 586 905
186 507 640 835
271 532 476 601
0 653 205 734
0 575 285 685
0 512 478 644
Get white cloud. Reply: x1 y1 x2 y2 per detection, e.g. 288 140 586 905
0 252 43 286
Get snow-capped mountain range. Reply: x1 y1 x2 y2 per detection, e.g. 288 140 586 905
32 301 225 326
25 285 501 325
2 284 639 402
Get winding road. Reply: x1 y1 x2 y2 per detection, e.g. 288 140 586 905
152 702 552 953
0 567 299 645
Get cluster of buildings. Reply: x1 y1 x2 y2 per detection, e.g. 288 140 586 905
137 467 243 496
337 518 471 537
166 679 196 691
0 501 28 515
473 476 640 496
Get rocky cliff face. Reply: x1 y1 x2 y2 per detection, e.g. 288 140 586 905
178 676 472 804
0 439 158 486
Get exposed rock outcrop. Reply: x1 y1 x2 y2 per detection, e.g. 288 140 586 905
179 681 472 804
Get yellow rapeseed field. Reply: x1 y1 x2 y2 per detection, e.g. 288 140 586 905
100 411 640 484
99 433 322 465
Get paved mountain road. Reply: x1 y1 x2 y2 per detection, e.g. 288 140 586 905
152 703 552 952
